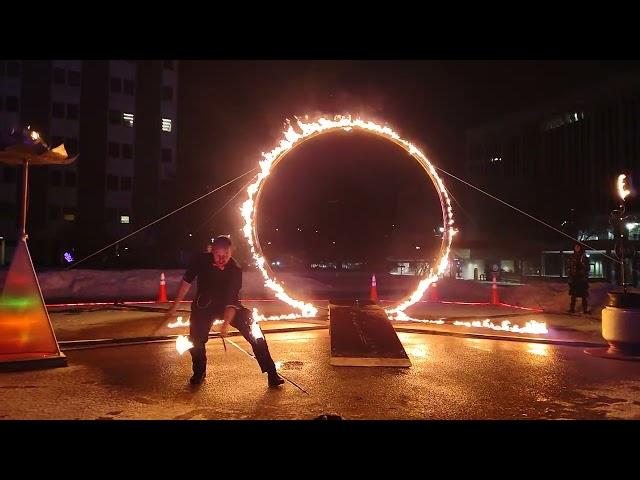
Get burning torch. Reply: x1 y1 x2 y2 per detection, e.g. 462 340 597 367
616 174 632 293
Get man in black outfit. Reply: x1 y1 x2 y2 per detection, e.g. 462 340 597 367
166 236 284 387
566 243 590 314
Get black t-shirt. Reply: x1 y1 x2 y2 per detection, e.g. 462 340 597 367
183 253 242 314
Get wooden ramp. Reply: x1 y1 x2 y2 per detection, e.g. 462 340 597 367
329 301 411 367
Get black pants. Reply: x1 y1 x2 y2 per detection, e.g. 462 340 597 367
570 295 588 313
189 306 276 376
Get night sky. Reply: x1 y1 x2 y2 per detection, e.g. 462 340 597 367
175 60 640 261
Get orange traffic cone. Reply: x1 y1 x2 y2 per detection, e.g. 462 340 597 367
158 272 168 302
429 282 439 302
490 275 499 305
370 274 379 303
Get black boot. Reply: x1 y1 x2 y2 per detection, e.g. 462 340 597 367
567 297 576 314
268 370 285 387
190 345 207 384
190 371 206 385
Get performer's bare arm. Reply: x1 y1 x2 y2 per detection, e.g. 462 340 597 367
165 280 191 317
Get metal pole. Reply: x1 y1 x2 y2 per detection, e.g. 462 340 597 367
620 200 626 294
20 160 29 240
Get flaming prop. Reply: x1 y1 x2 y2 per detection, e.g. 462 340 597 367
175 335 193 355
452 318 548 334
240 114 455 321
617 174 631 201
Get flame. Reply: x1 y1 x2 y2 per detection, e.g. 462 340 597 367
251 308 308 322
168 316 190 328
250 321 264 340
390 311 548 334
241 115 454 320
389 310 445 325
617 174 631 201
452 318 548 334
175 335 193 354
527 343 549 356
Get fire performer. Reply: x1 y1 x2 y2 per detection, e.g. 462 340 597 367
166 235 284 387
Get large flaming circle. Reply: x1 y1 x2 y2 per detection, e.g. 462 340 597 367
241 115 456 321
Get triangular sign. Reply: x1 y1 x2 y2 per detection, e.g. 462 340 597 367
0 237 65 366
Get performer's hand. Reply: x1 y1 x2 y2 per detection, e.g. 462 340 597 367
220 321 230 337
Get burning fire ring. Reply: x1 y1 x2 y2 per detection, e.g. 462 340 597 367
240 115 456 321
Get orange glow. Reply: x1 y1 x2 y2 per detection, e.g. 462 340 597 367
241 115 455 323
618 174 631 201
0 239 61 360
175 335 193 355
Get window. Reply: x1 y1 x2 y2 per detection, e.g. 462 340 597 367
49 206 60 221
53 102 65 118
106 207 117 221
110 77 122 93
123 112 134 127
67 103 79 120
120 176 132 191
122 144 133 159
163 60 174 70
53 67 66 84
161 148 172 163
50 170 62 187
107 175 119 191
6 96 18 112
109 109 121 125
162 118 172 132
63 211 76 222
123 79 135 95
3 166 17 182
543 111 585 131
64 171 77 187
120 215 130 224
162 85 173 101
65 138 78 155
68 70 81 87
6 61 20 77
108 142 120 157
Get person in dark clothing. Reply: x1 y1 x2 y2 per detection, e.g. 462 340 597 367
566 243 590 314
166 235 284 387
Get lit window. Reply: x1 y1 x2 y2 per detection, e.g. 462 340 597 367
162 118 172 132
63 213 75 222
123 112 134 127
120 215 130 224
